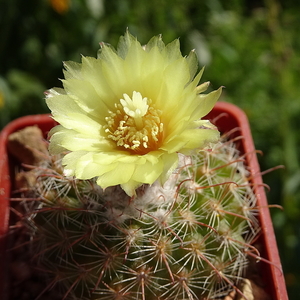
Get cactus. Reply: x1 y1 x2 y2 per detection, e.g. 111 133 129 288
10 128 260 300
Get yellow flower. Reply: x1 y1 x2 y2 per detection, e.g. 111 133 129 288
46 31 222 196
49 0 69 14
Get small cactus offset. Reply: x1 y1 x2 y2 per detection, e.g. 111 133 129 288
12 133 260 300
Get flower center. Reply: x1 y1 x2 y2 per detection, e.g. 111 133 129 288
104 91 164 154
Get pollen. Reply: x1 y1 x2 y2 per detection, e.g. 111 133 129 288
104 91 164 154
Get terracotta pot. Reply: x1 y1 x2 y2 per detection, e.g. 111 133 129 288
0 114 57 299
205 102 288 300
0 102 288 299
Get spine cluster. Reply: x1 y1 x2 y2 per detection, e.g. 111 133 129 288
16 138 260 300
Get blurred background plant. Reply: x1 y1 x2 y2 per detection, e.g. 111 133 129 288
0 0 299 298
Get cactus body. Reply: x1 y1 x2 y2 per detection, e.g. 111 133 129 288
15 138 259 300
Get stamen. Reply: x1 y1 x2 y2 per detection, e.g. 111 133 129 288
104 91 164 154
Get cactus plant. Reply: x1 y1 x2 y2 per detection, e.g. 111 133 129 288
5 31 274 300
8 127 260 300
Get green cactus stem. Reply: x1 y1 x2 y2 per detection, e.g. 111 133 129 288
9 127 260 300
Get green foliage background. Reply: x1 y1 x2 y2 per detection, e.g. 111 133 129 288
1 0 299 298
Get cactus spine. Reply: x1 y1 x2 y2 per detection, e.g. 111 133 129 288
12 132 259 300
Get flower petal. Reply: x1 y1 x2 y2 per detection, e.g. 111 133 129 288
46 95 102 135
131 159 164 184
62 151 118 179
97 162 136 188
49 127 113 153
63 61 82 80
62 78 111 120
161 122 220 153
159 153 179 185
192 86 223 119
